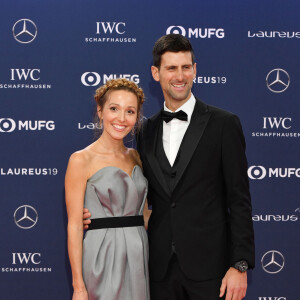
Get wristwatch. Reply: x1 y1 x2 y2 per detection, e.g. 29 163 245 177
233 260 248 273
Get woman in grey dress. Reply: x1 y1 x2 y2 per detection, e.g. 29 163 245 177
65 78 150 300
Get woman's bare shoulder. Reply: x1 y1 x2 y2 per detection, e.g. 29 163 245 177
128 148 142 168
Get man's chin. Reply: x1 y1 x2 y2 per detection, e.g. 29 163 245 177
169 92 191 102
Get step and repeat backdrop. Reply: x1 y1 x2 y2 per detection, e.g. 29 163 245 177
0 0 299 299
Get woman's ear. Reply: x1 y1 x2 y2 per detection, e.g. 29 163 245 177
97 106 102 120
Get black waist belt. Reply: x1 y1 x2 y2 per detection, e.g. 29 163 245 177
87 215 144 230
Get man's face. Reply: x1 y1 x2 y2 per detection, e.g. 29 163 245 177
151 51 196 108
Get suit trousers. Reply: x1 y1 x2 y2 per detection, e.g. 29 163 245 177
150 254 225 300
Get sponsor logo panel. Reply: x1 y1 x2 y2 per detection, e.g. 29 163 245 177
14 205 38 229
85 21 137 43
0 168 58 176
0 69 51 89
258 297 287 300
248 165 300 179
81 72 140 86
12 19 37 44
248 30 300 39
193 76 227 85
0 118 55 132
253 207 299 222
78 122 99 130
266 69 290 93
251 117 300 138
261 250 285 274
166 25 225 39
1 252 51 273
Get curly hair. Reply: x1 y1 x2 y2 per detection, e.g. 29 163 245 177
94 78 145 134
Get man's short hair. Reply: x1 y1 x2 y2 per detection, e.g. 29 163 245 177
152 34 195 68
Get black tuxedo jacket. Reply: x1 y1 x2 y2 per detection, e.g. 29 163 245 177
137 97 255 281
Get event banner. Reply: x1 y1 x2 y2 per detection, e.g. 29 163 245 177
0 0 299 299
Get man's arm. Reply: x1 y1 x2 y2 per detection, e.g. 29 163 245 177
220 113 255 299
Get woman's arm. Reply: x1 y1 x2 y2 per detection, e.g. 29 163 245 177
65 152 88 299
130 148 152 229
143 199 151 230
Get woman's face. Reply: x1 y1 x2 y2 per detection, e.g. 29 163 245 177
99 89 138 141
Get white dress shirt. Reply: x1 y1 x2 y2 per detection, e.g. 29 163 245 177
162 94 196 166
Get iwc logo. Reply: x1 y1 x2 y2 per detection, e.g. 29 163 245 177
261 250 285 274
12 19 37 44
14 205 38 229
266 69 290 93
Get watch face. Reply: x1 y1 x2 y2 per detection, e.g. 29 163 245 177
235 261 248 272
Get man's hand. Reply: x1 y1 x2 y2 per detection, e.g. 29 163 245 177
83 208 91 230
219 267 247 300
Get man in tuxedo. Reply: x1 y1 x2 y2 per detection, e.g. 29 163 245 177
136 34 255 300
83 34 255 299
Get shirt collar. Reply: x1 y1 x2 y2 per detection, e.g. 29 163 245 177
163 93 196 122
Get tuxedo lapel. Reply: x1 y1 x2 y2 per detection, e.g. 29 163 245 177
144 111 171 198
173 98 211 190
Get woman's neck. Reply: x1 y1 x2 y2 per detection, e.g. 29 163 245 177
96 133 126 154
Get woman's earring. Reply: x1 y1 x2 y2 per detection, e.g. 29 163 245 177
98 119 103 130
131 125 137 136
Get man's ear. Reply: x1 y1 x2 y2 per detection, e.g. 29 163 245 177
193 63 197 79
151 66 160 82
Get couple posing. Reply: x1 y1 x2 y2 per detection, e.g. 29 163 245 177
65 34 255 300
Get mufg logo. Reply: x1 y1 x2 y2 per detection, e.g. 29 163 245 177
0 118 55 132
248 166 300 179
166 25 225 38
81 72 140 86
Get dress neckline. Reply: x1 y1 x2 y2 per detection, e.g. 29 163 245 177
87 165 140 182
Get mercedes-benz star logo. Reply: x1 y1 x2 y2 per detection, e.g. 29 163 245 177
261 250 285 274
12 19 37 44
14 205 38 229
266 69 290 93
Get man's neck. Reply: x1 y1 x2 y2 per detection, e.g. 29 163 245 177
165 94 192 112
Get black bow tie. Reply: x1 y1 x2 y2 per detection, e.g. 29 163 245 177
161 110 188 123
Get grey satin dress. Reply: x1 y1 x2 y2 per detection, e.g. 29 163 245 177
82 165 150 300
